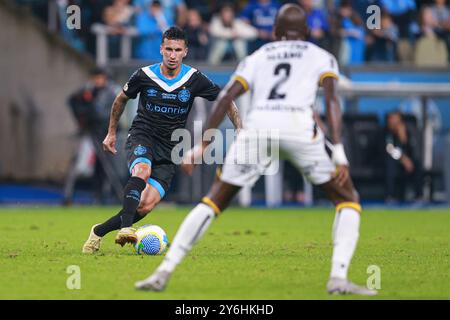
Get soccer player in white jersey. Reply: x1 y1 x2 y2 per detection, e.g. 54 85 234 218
135 4 377 296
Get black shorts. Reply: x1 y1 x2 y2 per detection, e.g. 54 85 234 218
125 135 176 199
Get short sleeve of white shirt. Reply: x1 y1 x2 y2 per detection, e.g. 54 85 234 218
231 53 258 91
317 52 339 86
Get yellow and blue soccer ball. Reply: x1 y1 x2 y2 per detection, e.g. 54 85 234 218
134 224 168 255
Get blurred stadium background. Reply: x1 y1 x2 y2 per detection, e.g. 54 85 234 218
2 0 450 208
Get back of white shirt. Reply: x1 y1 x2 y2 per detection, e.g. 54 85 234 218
232 40 339 138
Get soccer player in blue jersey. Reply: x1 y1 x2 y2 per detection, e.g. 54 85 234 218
82 27 242 253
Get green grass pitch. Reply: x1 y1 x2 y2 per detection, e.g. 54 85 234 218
0 206 449 299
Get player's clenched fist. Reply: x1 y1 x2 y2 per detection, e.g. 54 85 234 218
102 133 117 154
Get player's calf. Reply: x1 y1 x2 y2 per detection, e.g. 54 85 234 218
136 188 161 215
120 176 147 228
118 179 147 246
116 179 161 247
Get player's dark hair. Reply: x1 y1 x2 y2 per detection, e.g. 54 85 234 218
162 26 188 46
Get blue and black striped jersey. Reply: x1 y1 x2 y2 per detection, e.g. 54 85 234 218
123 63 220 152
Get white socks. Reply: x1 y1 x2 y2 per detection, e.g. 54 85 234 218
330 207 360 279
158 203 215 273
157 202 360 280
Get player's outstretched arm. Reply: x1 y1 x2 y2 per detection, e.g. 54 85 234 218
322 77 349 186
322 77 342 145
206 81 246 134
181 83 245 176
102 91 129 155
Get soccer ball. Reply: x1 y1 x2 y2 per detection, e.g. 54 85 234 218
134 224 169 255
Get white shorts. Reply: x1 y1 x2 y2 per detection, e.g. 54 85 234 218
220 129 336 187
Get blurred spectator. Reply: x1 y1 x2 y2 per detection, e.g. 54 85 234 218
208 3 258 65
380 0 416 62
185 0 217 21
185 9 209 60
419 6 440 36
334 0 365 65
384 111 423 203
67 68 117 137
103 0 135 58
367 11 399 62
431 0 450 27
134 0 188 27
64 68 121 205
103 0 135 30
240 0 279 53
381 0 416 36
18 0 450 67
430 0 450 59
82 0 112 55
298 0 330 48
414 6 449 66
134 0 169 61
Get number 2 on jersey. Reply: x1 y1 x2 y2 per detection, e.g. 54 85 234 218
268 63 291 100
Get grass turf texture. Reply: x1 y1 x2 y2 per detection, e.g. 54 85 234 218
0 206 449 300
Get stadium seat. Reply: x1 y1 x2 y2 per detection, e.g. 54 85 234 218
316 113 385 200
343 114 385 200
343 114 384 177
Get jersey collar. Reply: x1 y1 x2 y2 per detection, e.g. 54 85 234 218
142 63 197 92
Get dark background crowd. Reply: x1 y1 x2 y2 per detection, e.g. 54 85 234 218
7 0 449 205
15 0 450 66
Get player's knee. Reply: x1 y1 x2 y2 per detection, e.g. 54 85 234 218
132 163 151 181
136 206 150 216
138 197 159 215
137 203 153 215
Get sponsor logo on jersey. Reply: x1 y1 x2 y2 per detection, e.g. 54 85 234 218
178 89 191 102
145 103 188 115
134 146 147 156
147 88 158 97
162 93 177 100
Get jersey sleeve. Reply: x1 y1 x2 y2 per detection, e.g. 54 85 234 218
231 54 257 92
195 71 221 101
317 53 339 86
122 69 142 99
